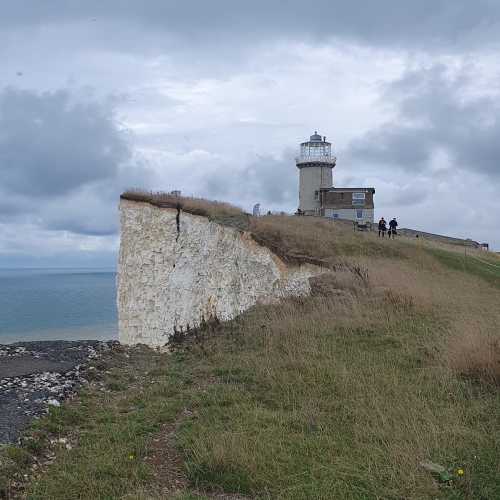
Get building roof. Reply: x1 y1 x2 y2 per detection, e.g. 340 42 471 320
299 131 331 146
309 131 323 142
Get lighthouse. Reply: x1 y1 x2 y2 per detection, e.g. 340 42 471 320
296 131 375 224
296 131 336 215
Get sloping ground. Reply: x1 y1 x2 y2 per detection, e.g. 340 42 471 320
2 216 500 499
427 246 500 289
398 227 483 248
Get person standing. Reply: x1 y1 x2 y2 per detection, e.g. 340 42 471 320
378 217 387 237
389 218 398 238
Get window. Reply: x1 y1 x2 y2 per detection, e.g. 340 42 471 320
314 190 319 201
356 209 363 219
352 192 365 205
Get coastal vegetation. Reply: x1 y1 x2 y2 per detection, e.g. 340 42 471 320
120 190 244 219
1 214 499 499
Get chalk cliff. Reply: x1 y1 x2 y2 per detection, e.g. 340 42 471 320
118 199 326 346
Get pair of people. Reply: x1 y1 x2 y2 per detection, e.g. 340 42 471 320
378 217 398 238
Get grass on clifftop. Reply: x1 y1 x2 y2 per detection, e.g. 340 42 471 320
3 216 500 499
121 190 245 220
249 215 405 265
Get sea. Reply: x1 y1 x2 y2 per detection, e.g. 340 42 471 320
0 268 118 344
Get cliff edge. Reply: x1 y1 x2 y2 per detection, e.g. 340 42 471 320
117 198 326 346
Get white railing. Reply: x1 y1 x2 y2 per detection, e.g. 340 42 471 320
295 155 336 164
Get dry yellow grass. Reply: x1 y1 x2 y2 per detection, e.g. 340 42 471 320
358 253 500 386
446 320 500 386
121 189 244 219
249 215 404 265
179 282 498 498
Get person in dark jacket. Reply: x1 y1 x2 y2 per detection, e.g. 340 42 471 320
388 218 398 238
378 217 387 237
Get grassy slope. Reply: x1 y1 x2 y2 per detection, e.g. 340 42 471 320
2 217 500 499
427 247 500 289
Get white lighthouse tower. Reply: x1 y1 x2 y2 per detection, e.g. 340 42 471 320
296 131 336 215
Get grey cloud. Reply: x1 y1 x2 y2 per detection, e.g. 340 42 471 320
347 128 434 169
0 88 157 237
44 215 116 237
2 1 500 53
203 151 297 208
346 65 500 179
389 186 429 207
0 88 130 197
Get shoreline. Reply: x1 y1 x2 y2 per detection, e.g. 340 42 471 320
0 324 118 345
0 340 119 444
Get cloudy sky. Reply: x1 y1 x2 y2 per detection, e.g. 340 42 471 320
1 1 500 266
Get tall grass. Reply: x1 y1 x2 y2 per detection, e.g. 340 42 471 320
178 290 499 498
13 212 500 499
173 225 500 499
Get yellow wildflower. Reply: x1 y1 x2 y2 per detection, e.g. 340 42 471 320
457 468 464 476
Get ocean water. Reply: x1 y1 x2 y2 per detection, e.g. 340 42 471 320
0 268 118 344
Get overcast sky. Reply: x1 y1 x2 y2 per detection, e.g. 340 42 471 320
1 1 499 266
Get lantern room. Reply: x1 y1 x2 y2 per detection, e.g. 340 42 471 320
296 131 336 165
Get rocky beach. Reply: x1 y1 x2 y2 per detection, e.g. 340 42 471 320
0 340 118 444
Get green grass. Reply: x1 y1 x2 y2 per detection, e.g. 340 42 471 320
175 297 500 499
7 296 500 498
3 224 500 499
427 247 500 289
0 346 197 499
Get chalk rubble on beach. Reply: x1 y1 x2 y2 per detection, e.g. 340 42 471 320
0 340 119 444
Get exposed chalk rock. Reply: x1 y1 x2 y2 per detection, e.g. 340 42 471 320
118 200 327 346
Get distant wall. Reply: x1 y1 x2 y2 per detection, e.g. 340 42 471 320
322 190 375 209
117 200 326 346
398 228 481 248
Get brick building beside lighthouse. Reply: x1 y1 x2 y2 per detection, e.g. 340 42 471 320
296 131 375 225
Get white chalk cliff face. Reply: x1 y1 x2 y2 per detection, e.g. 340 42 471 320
118 200 325 346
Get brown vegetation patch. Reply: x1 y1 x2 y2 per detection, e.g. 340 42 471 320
250 231 331 267
309 264 370 298
249 215 406 268
447 326 500 386
309 273 347 297
121 190 245 220
383 289 415 313
249 216 340 267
